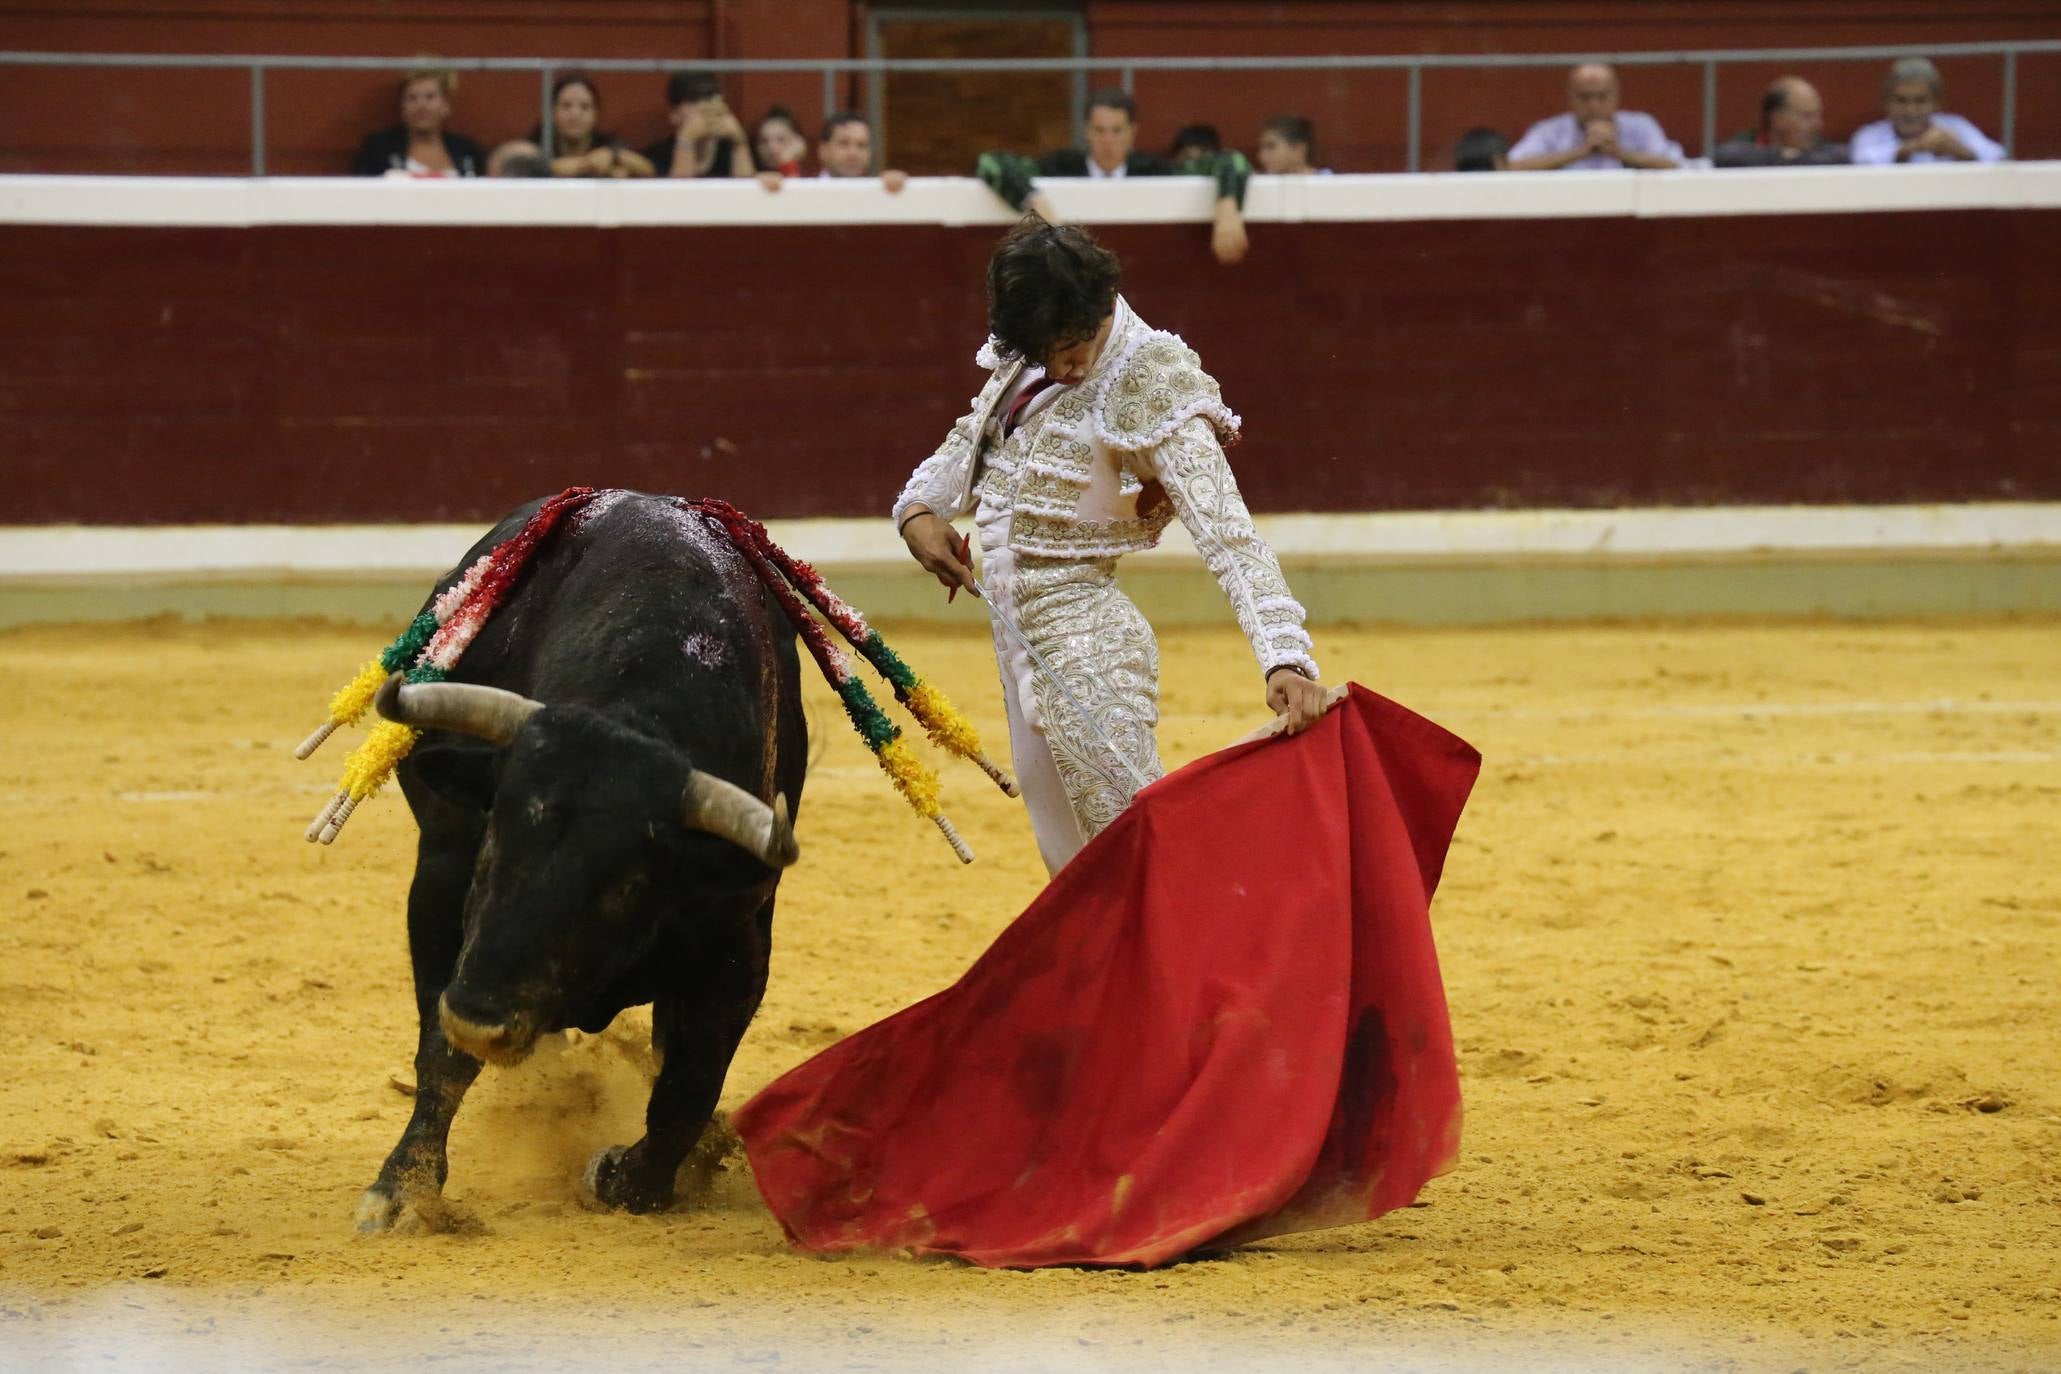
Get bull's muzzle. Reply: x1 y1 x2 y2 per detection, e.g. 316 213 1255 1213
438 993 539 1066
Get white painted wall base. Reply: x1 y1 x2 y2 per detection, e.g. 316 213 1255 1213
4 504 2057 584
4 505 2057 629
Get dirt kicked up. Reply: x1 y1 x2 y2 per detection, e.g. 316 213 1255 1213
1 614 2056 1373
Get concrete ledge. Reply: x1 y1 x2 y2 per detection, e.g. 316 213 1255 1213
6 503 2057 581
3 504 2057 629
2 163 2057 229
4 555 2057 631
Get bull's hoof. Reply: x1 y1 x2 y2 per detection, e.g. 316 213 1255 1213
581 1145 675 1214
355 1185 409 1234
354 1183 474 1235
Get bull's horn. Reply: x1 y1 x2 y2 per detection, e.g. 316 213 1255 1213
373 673 544 746
681 775 799 869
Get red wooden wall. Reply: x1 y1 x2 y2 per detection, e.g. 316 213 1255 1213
1 1 2057 175
3 210 2055 525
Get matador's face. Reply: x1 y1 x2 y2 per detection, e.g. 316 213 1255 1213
1041 311 1116 386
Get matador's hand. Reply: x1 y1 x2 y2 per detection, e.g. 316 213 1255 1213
1267 668 1328 736
901 511 979 598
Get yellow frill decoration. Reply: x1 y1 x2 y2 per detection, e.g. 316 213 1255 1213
905 682 1019 800
339 720 422 803
328 657 391 728
876 736 943 819
905 682 983 758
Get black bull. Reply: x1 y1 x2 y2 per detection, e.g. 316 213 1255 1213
355 492 807 1230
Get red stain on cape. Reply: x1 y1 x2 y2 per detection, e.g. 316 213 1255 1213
735 685 1479 1269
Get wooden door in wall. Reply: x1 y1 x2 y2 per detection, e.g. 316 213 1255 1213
869 7 1084 174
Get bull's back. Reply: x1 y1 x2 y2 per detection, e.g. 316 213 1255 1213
419 491 806 799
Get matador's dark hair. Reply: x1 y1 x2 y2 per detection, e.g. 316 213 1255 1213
985 218 1122 364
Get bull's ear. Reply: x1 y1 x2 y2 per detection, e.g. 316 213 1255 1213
408 744 498 813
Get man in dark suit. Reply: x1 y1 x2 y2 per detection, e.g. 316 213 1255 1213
976 90 1252 265
1713 76 1850 168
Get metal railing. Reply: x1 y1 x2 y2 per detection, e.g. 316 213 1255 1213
3 39 2057 174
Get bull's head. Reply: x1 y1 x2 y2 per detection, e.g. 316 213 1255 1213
374 673 797 1065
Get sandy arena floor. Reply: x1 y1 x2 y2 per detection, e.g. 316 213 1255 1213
0 612 2056 1372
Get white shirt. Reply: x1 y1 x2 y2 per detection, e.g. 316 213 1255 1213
1849 114 2005 165
1086 159 1127 180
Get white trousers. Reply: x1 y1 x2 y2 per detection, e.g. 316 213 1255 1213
979 512 1165 877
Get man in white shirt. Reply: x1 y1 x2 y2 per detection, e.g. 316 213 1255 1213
1850 57 2005 165
1508 63 1682 171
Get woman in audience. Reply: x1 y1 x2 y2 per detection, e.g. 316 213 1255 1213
351 66 486 177
754 107 808 179
531 75 654 178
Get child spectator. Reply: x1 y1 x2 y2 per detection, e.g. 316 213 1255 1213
1169 124 1223 163
1256 115 1328 174
757 111 909 194
1452 127 1510 172
754 107 807 178
486 140 551 177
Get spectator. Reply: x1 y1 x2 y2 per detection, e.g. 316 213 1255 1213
754 107 808 178
976 90 1253 265
817 112 908 193
1452 127 1510 172
756 110 910 194
1713 77 1848 167
1509 63 1681 171
642 70 754 178
487 139 552 177
1256 115 1328 174
1169 124 1223 163
350 65 485 177
1850 58 2004 165
531 76 653 178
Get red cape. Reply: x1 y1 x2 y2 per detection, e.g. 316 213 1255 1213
736 684 1479 1268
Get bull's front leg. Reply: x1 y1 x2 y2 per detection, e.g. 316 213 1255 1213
356 825 486 1233
584 898 773 1213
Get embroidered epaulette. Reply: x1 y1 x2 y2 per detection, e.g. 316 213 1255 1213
1093 331 1241 451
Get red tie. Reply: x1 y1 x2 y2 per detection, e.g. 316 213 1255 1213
1005 377 1062 436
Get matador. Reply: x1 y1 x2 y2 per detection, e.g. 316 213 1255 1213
895 220 1330 875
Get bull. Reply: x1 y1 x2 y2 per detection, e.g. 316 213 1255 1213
353 490 806 1231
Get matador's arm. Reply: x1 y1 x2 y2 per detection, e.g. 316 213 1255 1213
1146 417 1318 680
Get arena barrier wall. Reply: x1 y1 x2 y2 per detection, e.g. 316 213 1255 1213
4 2 2060 176
2 167 2058 624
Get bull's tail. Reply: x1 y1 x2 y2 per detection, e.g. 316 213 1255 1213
685 498 1015 865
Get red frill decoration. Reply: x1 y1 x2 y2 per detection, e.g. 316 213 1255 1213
425 487 597 664
685 498 852 686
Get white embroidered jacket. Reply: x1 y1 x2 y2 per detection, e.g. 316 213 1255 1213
893 298 1318 680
